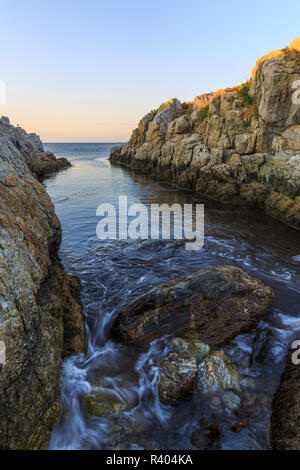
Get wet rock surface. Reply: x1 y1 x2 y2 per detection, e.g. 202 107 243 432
158 351 199 404
197 351 241 394
0 117 85 449
158 336 209 404
111 265 274 346
158 337 242 407
44 140 299 450
83 392 130 418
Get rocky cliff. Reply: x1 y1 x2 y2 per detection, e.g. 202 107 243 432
0 117 85 449
110 37 300 230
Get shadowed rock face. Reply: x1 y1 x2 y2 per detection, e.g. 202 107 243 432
271 355 300 450
111 266 274 346
110 38 300 230
0 117 85 449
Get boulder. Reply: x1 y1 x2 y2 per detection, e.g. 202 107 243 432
158 338 242 406
158 337 210 404
111 266 274 346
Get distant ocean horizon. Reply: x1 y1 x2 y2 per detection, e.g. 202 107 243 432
44 142 124 162
44 142 125 144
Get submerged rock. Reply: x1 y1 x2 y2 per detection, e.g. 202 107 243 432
111 265 274 346
190 423 223 450
83 392 130 418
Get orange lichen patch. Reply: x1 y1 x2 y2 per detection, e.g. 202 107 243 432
194 93 215 110
215 85 243 97
289 36 300 52
251 36 300 79
193 86 244 111
251 49 284 79
160 98 178 109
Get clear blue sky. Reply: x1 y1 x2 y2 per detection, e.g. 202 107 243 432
1 0 299 142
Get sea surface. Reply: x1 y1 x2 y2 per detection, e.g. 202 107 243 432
43 143 300 450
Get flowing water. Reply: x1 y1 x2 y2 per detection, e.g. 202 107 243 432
43 143 300 450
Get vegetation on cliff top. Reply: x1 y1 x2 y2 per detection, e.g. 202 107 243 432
238 81 253 107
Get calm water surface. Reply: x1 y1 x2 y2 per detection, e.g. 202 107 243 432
44 143 300 450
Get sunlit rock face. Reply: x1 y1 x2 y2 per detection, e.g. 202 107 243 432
288 36 300 52
251 49 285 80
194 92 215 109
110 37 300 230
0 118 85 449
251 35 300 79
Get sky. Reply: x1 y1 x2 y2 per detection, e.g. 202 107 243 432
0 0 300 142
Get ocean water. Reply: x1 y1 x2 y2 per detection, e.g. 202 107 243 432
43 143 300 450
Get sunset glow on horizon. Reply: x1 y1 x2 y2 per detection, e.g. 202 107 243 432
1 0 300 142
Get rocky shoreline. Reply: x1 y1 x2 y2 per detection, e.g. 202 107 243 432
110 40 300 231
0 38 299 451
109 38 300 449
0 117 85 449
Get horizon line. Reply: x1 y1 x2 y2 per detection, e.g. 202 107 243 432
44 141 126 144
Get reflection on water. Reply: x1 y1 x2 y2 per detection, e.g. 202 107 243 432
44 143 300 450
